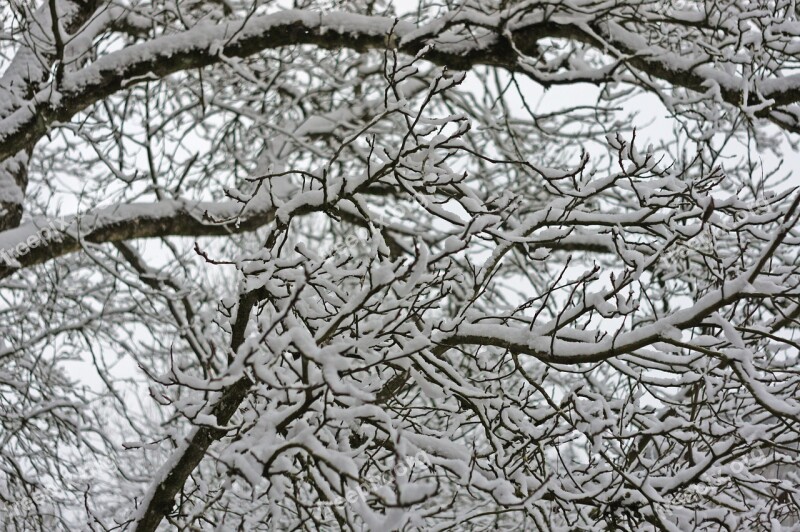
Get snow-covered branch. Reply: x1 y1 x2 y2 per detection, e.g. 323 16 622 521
0 198 275 280
2 2 800 530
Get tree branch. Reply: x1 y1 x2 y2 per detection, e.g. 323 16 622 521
0 198 275 280
3 8 799 169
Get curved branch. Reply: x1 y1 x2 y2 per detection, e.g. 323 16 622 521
3 8 799 168
0 198 275 280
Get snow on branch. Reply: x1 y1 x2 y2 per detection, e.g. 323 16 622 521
2 2 800 530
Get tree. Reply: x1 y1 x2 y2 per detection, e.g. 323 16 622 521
1 0 799 529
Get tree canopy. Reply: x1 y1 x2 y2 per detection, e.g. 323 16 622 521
1 1 800 530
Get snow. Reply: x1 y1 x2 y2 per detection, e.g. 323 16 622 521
3 1 800 529
0 197 275 269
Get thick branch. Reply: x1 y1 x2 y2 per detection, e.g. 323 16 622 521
132 289 261 532
0 199 275 280
3 8 799 169
0 0 102 229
